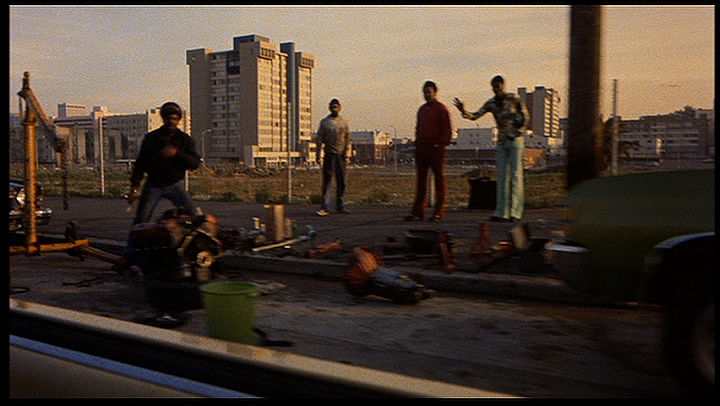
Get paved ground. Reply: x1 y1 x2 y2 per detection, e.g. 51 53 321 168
35 196 564 252
9 252 678 398
9 196 684 397
27 196 614 304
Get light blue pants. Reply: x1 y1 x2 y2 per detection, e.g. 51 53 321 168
495 137 524 220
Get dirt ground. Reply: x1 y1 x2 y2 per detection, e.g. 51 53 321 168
9 249 681 398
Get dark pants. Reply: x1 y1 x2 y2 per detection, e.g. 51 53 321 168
126 179 196 264
320 153 346 211
133 180 196 225
411 144 446 219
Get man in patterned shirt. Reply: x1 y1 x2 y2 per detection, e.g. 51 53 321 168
454 75 528 222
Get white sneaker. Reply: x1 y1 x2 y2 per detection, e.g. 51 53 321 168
316 209 329 216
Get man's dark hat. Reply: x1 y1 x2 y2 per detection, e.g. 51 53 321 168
160 102 183 119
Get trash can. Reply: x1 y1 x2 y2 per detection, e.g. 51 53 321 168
199 281 259 344
468 177 496 210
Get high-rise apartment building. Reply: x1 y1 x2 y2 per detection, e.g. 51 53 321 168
518 86 561 138
518 86 564 158
186 34 315 167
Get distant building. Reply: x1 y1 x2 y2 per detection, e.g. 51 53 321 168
10 105 189 167
104 107 189 163
186 34 315 167
612 106 714 161
518 86 564 158
446 127 497 165
518 86 561 138
450 127 496 150
57 103 87 118
10 112 74 167
349 130 390 165
449 123 562 166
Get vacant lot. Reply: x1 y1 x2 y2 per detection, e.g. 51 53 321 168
12 165 568 210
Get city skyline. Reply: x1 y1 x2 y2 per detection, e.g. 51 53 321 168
9 5 715 138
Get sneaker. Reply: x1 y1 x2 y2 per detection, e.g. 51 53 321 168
404 214 422 221
336 208 351 214
316 209 329 216
429 214 443 222
490 215 511 222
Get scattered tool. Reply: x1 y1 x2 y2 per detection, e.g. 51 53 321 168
305 240 342 258
345 247 433 305
62 276 103 287
470 223 542 272
253 328 293 347
134 311 191 329
251 232 315 253
64 222 127 267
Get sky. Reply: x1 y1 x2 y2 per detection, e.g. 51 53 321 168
9 5 715 138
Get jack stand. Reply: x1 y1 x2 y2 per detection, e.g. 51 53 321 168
471 222 491 259
63 222 127 267
430 232 456 273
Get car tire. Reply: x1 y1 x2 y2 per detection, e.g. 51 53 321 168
664 269 715 397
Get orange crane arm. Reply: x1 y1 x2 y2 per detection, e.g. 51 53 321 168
17 71 65 153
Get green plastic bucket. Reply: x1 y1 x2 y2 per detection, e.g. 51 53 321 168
199 281 260 344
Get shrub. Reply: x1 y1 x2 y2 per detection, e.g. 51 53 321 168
308 194 323 204
254 183 273 203
360 188 392 204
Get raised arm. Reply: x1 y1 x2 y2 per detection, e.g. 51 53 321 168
453 97 487 121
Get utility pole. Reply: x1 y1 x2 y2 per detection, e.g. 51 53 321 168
98 114 105 195
284 43 296 204
611 79 619 175
21 94 38 248
567 5 603 189
389 125 398 173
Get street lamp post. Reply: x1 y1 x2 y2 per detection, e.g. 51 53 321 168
201 128 213 167
98 115 105 195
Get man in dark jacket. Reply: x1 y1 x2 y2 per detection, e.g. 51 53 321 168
405 81 453 222
127 101 201 224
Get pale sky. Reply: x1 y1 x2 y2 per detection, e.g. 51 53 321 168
9 5 715 137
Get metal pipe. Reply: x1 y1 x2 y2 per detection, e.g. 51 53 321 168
250 235 312 253
10 240 90 256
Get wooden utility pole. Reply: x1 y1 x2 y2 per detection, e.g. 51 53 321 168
611 79 619 175
21 92 38 249
567 5 603 189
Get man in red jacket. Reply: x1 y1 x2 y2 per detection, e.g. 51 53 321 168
405 81 453 222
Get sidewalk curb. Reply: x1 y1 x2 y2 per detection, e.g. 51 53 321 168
219 253 613 305
35 233 612 306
